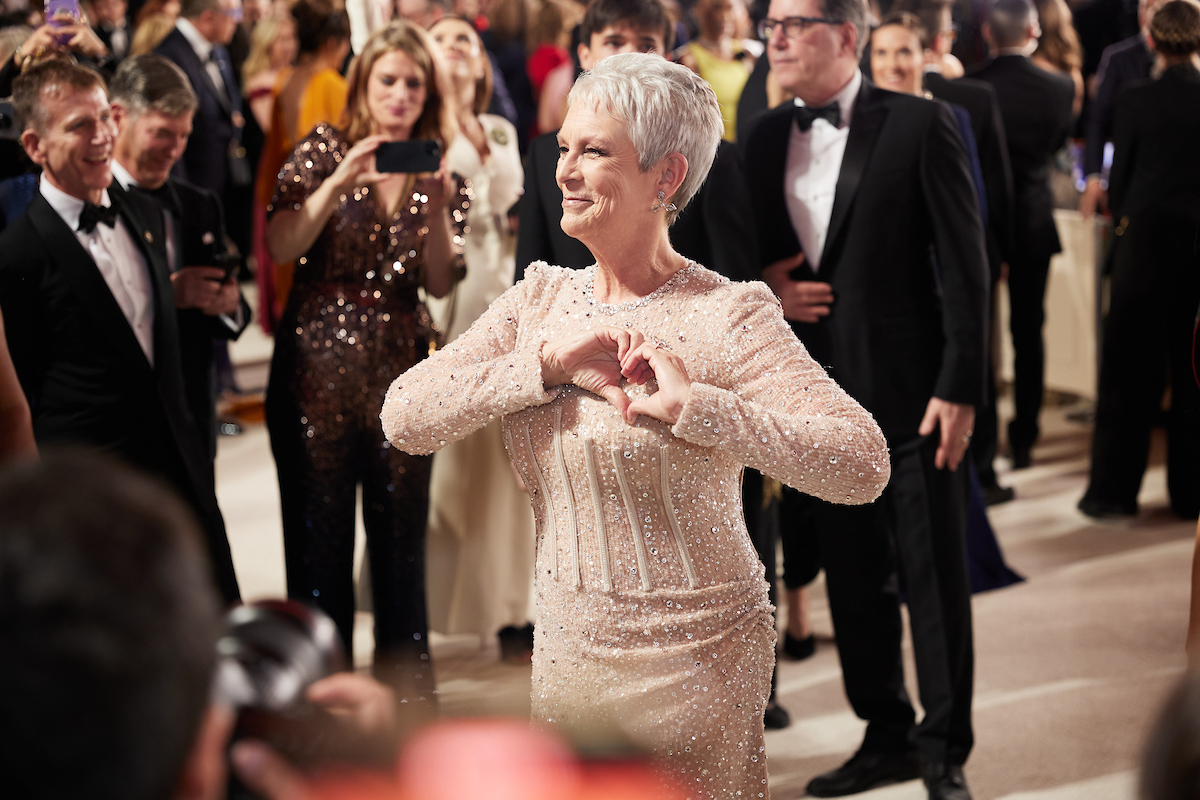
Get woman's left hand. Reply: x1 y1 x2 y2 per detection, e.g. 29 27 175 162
424 157 457 211
620 341 692 426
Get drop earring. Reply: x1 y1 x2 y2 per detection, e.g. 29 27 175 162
651 190 678 213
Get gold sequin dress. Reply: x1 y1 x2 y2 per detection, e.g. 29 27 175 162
381 262 890 797
265 124 470 701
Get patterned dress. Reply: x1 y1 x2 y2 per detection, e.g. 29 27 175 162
266 124 470 702
381 262 890 796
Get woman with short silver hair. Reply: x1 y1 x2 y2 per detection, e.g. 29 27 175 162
382 53 890 797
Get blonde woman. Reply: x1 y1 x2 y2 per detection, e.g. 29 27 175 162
265 20 469 704
1031 0 1085 115
242 13 299 132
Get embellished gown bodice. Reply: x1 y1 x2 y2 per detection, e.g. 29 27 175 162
382 262 890 798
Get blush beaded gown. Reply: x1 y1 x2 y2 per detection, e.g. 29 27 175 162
381 262 890 798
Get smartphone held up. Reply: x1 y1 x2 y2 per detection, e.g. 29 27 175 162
375 140 441 174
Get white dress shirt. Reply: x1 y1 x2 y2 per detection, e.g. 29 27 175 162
783 69 862 272
176 17 230 105
40 175 156 366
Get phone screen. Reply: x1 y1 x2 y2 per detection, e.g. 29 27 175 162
375 140 441 174
45 0 81 44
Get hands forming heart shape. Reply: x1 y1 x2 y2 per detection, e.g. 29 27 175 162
540 326 693 426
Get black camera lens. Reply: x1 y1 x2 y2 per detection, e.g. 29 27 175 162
213 599 345 712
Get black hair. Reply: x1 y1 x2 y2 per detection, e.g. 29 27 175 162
293 0 351 55
579 0 676 53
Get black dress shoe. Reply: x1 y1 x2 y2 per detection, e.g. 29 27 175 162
1077 496 1137 520
806 748 922 797
497 623 534 664
982 483 1015 506
1010 446 1031 470
763 699 791 730
782 631 816 660
925 763 971 800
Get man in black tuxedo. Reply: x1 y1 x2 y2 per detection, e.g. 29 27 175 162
910 0 1016 501
0 59 240 603
109 54 251 464
744 0 988 794
1078 0 1159 219
967 0 1074 470
514 0 759 284
154 0 251 254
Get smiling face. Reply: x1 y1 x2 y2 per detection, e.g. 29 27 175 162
366 49 429 139
429 17 484 84
870 24 923 95
555 103 659 244
578 23 666 70
115 107 193 190
765 0 859 103
24 85 115 203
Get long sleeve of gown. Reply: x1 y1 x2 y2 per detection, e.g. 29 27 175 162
670 282 890 505
381 271 557 454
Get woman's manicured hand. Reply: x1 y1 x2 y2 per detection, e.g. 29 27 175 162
620 341 692 426
541 327 646 417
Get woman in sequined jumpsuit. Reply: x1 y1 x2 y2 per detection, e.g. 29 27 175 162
382 55 890 798
265 21 470 704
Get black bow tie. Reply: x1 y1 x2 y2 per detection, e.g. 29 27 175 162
78 199 120 233
131 182 181 219
794 101 841 132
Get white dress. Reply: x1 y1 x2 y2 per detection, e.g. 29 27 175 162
384 263 890 797
423 114 534 636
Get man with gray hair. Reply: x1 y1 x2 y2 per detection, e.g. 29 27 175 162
743 0 989 794
109 53 250 466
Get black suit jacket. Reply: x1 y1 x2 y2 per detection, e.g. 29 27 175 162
968 55 1075 264
134 178 252 461
0 183 239 601
744 81 989 444
514 135 759 283
1108 65 1200 224
155 27 241 194
925 72 1015 278
1084 34 1155 178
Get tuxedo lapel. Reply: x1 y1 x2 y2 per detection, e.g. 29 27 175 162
111 183 185 388
26 194 154 374
820 82 888 270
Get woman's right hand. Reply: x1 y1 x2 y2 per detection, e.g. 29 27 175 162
328 134 389 194
541 327 646 417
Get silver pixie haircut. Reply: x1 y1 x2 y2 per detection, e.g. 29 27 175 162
568 53 724 224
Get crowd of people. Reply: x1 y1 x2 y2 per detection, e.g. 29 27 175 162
0 0 1199 796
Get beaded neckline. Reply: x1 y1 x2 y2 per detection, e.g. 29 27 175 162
583 261 698 314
